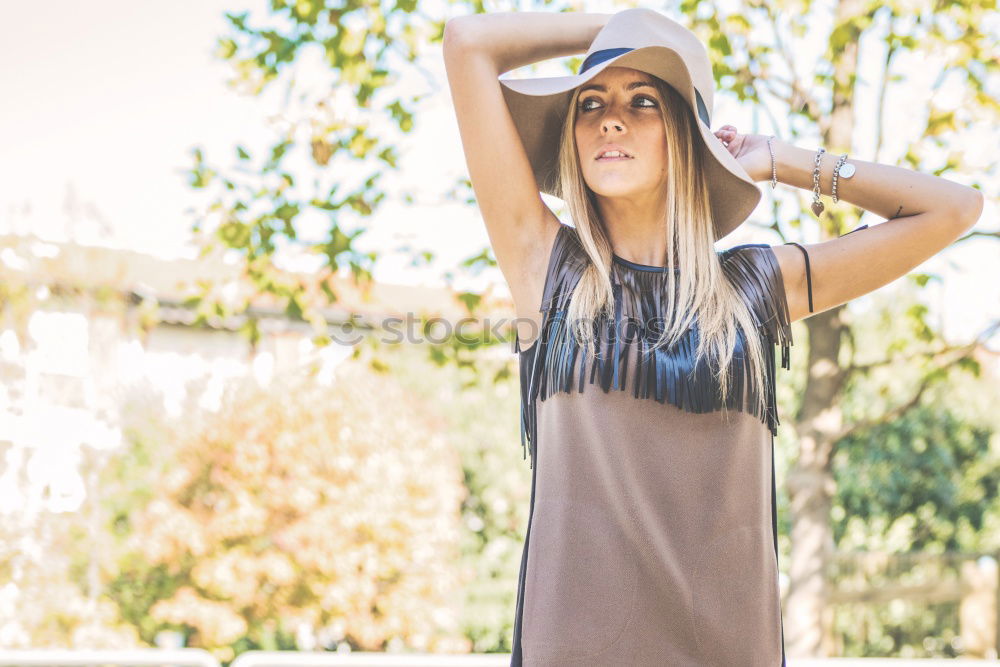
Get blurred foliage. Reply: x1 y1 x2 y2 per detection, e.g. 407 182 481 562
99 358 470 661
831 283 1000 554
835 407 997 553
0 501 139 648
379 341 528 653
87 340 528 656
830 596 971 658
182 0 564 363
823 285 1000 656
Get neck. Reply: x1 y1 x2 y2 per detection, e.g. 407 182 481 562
594 192 673 266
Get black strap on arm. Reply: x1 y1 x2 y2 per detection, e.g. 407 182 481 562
783 242 813 314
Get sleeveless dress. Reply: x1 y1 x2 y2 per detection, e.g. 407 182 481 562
509 222 794 666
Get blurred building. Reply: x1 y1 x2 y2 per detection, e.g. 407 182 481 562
0 232 514 517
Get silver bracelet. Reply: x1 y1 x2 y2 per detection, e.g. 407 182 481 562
767 136 777 189
832 153 848 203
810 148 826 217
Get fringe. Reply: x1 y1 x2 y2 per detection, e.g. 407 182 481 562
514 226 794 470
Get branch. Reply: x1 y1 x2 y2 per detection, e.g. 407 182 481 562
763 5 824 122
847 341 967 376
847 319 1000 376
955 228 1000 243
834 370 931 442
874 13 898 163
835 319 1000 441
764 6 801 105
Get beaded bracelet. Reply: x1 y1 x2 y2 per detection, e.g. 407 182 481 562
832 153 849 203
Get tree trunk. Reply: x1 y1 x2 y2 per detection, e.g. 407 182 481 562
785 306 849 656
784 0 864 653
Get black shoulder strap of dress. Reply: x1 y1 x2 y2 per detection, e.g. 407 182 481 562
782 242 813 314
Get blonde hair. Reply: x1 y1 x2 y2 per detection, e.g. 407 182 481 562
555 74 770 418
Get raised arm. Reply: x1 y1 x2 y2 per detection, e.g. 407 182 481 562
442 12 608 344
761 140 985 323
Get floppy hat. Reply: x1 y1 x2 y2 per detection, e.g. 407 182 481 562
498 7 762 241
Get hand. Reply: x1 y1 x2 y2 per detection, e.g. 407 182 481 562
713 125 773 183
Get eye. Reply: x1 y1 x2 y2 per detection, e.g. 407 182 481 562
578 95 658 113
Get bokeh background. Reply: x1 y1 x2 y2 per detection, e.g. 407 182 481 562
0 0 998 661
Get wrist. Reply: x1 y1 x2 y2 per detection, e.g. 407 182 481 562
772 139 798 184
773 140 843 194
752 136 781 184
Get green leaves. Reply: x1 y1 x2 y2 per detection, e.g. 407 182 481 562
909 273 940 288
219 218 252 248
925 108 958 137
834 407 997 553
187 1 448 352
224 10 249 31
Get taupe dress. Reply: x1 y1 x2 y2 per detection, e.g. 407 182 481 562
510 223 791 666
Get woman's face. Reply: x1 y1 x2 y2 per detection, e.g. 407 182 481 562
574 66 668 199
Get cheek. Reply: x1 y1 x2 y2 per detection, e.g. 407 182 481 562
641 121 668 162
640 117 667 143
574 126 590 156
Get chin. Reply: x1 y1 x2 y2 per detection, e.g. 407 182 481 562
588 180 646 198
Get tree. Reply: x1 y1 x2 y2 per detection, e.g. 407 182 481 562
825 286 1000 655
104 362 470 659
186 3 463 353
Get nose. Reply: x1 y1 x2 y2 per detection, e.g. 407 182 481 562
601 116 624 134
599 102 626 134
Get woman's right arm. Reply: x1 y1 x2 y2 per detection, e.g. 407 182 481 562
443 12 608 325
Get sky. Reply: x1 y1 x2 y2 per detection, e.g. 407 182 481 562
0 1 996 352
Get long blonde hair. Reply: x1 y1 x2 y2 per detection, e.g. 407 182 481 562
555 75 770 418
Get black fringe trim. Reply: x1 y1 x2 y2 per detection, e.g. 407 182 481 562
514 225 794 470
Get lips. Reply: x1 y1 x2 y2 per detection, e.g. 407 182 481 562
595 144 633 160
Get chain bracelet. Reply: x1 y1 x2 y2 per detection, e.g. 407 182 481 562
810 148 826 217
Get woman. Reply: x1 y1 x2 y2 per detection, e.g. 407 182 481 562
443 8 983 666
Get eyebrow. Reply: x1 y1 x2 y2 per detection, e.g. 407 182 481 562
578 80 656 94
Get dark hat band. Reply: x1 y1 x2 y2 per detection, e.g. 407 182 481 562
578 47 634 74
577 47 711 128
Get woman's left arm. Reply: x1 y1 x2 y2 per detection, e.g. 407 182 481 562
764 139 985 323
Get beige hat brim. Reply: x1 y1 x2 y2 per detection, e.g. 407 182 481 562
499 46 761 241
